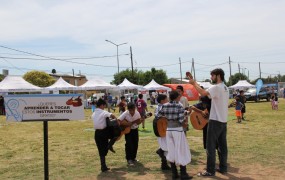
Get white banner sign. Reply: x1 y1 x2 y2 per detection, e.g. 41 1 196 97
4 94 84 121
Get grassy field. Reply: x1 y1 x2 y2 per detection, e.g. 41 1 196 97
0 99 285 180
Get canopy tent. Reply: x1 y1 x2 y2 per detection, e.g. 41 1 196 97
229 80 255 90
45 77 80 91
197 81 213 89
117 78 144 90
0 75 42 92
163 84 199 101
143 79 171 91
79 78 117 90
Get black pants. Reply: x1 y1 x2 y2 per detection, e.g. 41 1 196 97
125 128 139 161
203 124 208 149
95 128 110 157
206 120 228 174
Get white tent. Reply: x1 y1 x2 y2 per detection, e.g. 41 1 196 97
117 78 144 90
45 77 80 91
0 76 42 92
229 80 255 90
143 79 171 91
79 78 117 90
197 81 213 89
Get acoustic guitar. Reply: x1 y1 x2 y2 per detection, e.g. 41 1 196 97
190 109 208 130
116 118 142 140
153 117 168 137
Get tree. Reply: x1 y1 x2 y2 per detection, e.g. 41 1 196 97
23 71 56 87
52 69 56 74
112 68 169 85
227 73 248 86
0 74 4 82
143 68 169 85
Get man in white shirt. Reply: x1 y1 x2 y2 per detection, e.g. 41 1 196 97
92 99 117 172
188 68 229 177
118 102 142 166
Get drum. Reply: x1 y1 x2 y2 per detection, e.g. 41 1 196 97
106 117 122 141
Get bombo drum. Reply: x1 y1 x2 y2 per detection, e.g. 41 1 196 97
106 117 119 127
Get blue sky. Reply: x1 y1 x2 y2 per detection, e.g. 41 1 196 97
0 0 284 83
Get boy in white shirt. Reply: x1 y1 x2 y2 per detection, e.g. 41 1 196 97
92 99 117 172
118 103 142 166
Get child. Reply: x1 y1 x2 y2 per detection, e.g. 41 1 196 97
118 96 127 114
136 94 148 130
157 91 192 179
271 94 278 110
154 94 171 170
118 103 142 166
92 99 117 172
235 97 243 123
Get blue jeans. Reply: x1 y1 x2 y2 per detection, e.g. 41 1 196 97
206 120 228 174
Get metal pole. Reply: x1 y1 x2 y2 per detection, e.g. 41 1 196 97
105 40 127 75
116 46 119 74
179 58 182 82
43 121 49 180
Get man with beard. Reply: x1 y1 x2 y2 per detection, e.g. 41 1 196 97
188 68 229 176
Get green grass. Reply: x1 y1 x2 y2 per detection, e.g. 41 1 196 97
0 99 285 179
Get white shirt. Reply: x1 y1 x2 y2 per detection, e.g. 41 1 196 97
179 96 189 108
92 108 112 129
118 110 141 129
207 82 229 123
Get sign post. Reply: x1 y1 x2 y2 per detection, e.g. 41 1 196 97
44 120 49 180
4 94 85 180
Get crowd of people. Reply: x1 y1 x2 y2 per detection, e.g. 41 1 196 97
91 68 231 179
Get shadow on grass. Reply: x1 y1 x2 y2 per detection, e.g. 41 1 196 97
97 161 152 179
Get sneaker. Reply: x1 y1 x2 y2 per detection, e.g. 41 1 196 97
216 168 227 174
133 159 139 163
197 171 215 177
101 166 110 172
127 160 135 166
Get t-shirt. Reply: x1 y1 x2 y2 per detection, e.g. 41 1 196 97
118 101 126 113
136 99 147 114
235 101 243 111
118 110 141 129
179 96 189 109
92 108 112 129
207 82 229 123
107 95 113 104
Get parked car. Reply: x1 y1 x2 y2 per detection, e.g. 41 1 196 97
244 87 277 102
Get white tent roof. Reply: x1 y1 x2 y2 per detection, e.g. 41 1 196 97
0 76 42 92
79 78 116 90
197 81 213 89
143 79 171 91
45 77 80 91
117 78 144 90
229 80 255 90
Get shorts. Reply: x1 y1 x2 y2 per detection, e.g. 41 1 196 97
139 111 146 118
235 110 241 117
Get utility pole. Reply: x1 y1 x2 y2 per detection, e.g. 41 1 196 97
179 57 182 82
238 63 240 74
229 56 232 85
130 46 134 81
192 58 196 80
259 62 261 78
72 69 75 85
